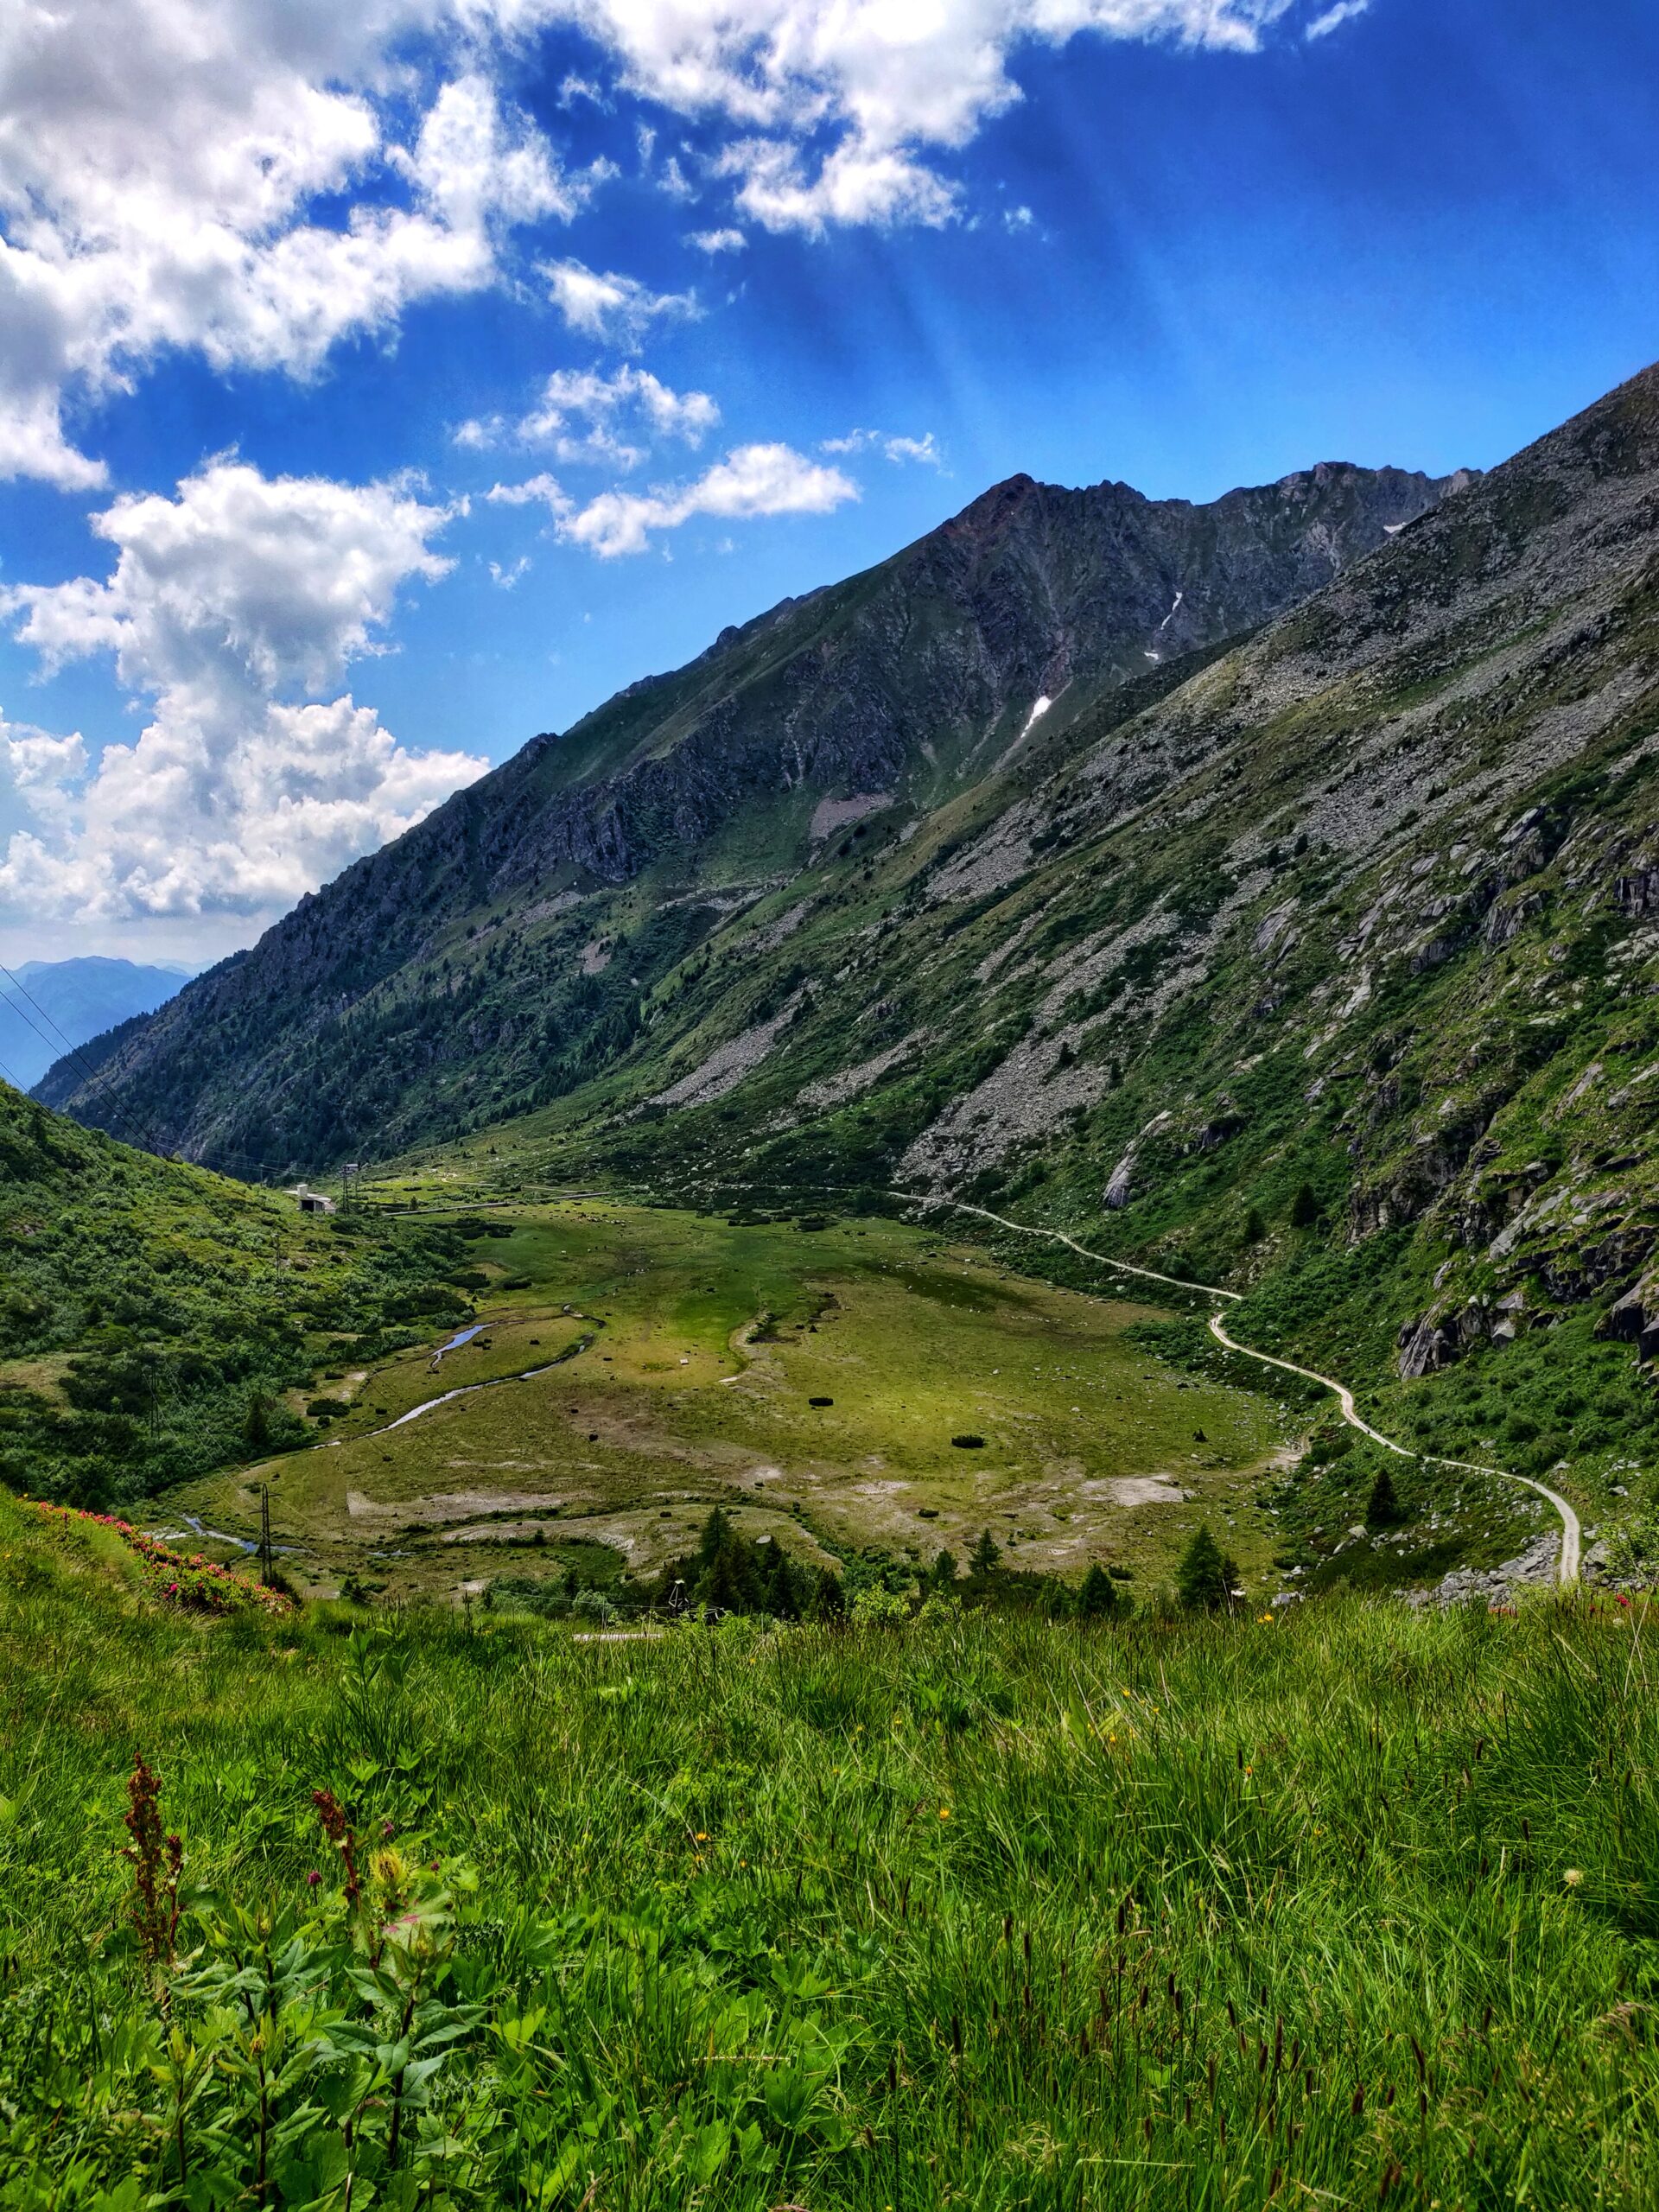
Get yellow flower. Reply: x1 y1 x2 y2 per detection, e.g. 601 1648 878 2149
938 1807 951 1821
695 1831 709 1841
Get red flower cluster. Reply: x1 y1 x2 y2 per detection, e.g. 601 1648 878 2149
31 1501 292 1618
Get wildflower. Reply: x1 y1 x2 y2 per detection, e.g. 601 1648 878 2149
1564 1868 1584 1888
938 1807 951 1821
307 1869 321 1888
695 1831 709 1841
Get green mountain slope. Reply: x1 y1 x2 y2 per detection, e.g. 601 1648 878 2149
520 359 1656 1533
41 459 1454 1165
0 1084 467 1509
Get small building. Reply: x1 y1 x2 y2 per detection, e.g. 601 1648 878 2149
290 1185 336 1215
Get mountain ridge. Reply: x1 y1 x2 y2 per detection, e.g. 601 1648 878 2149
39 453 1460 1157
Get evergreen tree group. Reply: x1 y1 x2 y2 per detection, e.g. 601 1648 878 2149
652 1507 844 1620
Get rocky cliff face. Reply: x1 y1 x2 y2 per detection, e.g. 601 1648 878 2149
40 457 1455 1164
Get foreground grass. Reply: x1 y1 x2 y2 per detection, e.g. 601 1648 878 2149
1 1497 1655 2209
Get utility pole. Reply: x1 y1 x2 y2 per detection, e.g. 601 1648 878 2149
258 1484 273 1585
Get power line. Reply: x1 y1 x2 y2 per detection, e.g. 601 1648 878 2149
0 959 180 1160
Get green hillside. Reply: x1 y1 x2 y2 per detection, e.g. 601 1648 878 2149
0 1491 1653 2209
0 1083 468 1510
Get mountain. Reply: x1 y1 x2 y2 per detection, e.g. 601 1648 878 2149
38 359 1659 1531
37 457 1458 1162
2 957 191 1093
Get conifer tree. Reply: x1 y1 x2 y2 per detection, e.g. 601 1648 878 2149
1077 1564 1122 1619
1366 1465 1404 1527
969 1529 1001 1581
1177 1523 1235 1611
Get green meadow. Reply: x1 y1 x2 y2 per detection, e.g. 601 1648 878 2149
173 1201 1290 1606
0 1489 1654 2209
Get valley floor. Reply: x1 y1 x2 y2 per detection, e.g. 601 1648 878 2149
162 1200 1294 1607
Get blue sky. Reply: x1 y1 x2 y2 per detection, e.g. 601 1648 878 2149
1 0 1656 968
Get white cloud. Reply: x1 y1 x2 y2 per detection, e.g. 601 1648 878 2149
0 460 485 924
467 364 719 467
688 226 748 254
0 2 592 488
821 428 941 466
0 0 1339 480
487 555 532 588
485 472 573 512
1305 0 1370 35
556 0 1310 233
543 257 700 346
560 441 855 556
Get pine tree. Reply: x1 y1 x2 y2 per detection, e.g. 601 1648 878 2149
969 1529 1001 1581
1366 1465 1404 1527
1177 1523 1233 1612
242 1390 274 1454
1289 1183 1320 1230
1077 1564 1122 1619
931 1548 959 1590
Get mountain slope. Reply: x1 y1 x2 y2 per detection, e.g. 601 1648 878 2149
0 1082 467 1510
531 357 1657 1528
40 459 1457 1165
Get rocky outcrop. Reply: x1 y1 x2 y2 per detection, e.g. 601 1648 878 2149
1599 1270 1659 1363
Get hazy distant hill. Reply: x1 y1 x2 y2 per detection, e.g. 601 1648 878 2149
1 957 190 1092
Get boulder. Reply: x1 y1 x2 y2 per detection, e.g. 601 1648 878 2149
1599 1272 1659 1364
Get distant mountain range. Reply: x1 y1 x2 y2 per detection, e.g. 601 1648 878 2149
39 360 1659 1398
2 957 191 1093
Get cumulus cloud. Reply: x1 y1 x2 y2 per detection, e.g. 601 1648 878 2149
543 257 700 346
485 471 572 512
0 0 1342 479
821 429 942 466
0 2 592 487
462 365 718 467
557 0 1311 233
559 441 855 556
0 461 486 924
688 226 748 254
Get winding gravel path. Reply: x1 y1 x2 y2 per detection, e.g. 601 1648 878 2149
898 1191 1580 1586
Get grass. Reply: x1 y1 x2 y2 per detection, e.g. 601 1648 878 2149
1 1487 1656 2208
170 1200 1291 1607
